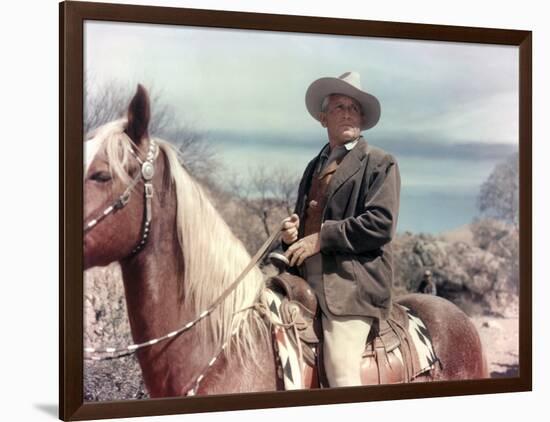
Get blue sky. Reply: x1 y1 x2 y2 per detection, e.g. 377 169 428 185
84 21 519 234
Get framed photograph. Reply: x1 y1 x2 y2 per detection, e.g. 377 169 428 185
60 1 532 420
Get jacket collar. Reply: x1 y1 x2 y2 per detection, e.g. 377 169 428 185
298 137 369 219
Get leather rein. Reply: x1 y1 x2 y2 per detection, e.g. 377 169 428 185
83 138 283 395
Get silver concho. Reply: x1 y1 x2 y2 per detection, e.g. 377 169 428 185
141 161 155 181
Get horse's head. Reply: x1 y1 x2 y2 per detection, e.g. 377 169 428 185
84 84 156 269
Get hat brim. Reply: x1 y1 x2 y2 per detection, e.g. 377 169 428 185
305 77 381 130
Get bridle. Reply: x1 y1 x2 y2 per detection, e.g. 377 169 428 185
84 138 158 256
83 136 286 394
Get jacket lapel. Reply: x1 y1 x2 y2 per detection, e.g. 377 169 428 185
325 138 369 203
297 151 323 218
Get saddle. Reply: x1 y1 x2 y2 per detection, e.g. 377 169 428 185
267 272 427 386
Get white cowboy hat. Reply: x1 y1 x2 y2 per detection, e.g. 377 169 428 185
305 71 381 130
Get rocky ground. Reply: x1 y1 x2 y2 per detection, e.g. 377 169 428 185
471 315 519 378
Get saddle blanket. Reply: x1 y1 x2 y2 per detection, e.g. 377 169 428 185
264 289 309 389
264 289 439 390
400 305 440 378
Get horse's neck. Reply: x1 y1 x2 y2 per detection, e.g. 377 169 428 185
118 163 277 395
120 243 188 344
119 219 277 396
119 192 211 396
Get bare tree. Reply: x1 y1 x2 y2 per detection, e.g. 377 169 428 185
225 165 300 238
271 166 300 215
84 77 131 134
470 153 520 300
477 152 519 226
84 77 218 180
251 167 279 237
154 124 220 181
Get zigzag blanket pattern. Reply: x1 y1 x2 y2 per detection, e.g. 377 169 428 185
265 290 440 389
402 305 440 376
264 289 304 390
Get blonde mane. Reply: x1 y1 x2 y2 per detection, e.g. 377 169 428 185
161 139 269 359
89 120 269 361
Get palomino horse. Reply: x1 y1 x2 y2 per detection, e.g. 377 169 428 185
84 85 487 397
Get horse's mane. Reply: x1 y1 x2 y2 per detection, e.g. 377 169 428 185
91 120 268 362
161 138 269 360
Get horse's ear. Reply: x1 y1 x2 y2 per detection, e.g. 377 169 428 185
126 84 151 145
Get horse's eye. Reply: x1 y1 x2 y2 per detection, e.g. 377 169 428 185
90 171 112 183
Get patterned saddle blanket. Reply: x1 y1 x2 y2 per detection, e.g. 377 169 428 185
264 276 440 390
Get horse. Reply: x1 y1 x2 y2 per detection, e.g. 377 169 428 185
83 85 487 397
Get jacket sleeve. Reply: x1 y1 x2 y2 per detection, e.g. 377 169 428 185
320 155 401 255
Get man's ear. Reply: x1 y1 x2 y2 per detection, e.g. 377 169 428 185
319 112 327 128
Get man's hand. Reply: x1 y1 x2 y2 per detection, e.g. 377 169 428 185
285 232 321 267
281 213 300 245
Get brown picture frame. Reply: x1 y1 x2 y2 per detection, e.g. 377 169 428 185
60 1 532 420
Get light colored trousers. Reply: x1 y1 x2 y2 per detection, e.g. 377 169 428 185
322 313 372 387
305 254 372 387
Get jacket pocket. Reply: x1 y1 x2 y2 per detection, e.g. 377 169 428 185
338 253 357 283
353 252 391 307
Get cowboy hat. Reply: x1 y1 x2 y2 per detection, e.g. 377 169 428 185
305 71 381 130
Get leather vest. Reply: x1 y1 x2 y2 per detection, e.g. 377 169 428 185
303 159 342 237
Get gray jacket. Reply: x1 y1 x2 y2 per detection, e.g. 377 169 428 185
293 138 401 320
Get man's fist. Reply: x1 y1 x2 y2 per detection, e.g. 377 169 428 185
284 232 321 267
281 213 300 245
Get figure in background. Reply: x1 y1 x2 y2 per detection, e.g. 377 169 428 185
417 270 437 296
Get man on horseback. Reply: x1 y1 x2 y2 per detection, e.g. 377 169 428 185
282 71 401 387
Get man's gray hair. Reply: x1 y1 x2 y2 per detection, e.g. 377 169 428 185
320 94 364 115
320 95 332 113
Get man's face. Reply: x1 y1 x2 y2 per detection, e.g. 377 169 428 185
320 94 364 146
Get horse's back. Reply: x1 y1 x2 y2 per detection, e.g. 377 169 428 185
396 294 488 380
